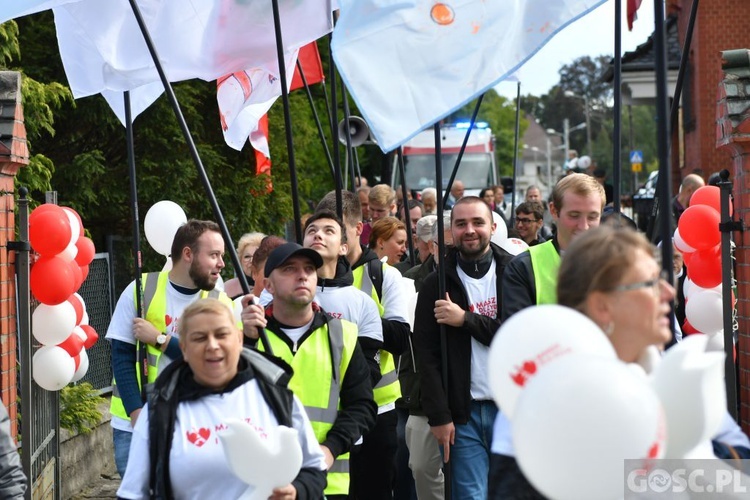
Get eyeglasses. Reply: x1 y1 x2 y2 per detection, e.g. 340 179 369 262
515 217 540 225
613 270 669 295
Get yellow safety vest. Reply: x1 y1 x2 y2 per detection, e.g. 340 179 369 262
351 263 402 407
110 272 230 421
259 317 358 496
528 240 561 305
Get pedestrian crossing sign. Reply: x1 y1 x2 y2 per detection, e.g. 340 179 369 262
630 150 643 164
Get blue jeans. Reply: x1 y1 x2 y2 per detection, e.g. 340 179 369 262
446 400 497 499
113 428 133 478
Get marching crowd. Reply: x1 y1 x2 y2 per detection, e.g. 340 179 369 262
105 171 750 499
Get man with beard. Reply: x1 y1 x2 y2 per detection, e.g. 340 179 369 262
106 219 237 478
412 197 513 498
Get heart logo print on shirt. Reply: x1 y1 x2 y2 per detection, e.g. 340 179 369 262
186 427 211 447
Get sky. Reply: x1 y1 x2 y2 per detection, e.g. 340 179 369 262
495 0 658 99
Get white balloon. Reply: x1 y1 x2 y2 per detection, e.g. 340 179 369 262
684 277 722 301
651 334 725 459
81 311 90 326
33 346 75 391
218 419 302 499
487 305 616 419
58 242 78 262
577 155 592 170
63 208 81 245
685 290 723 335
72 326 87 342
162 256 173 272
499 237 529 256
673 227 696 254
513 355 664 500
706 331 725 351
32 303 77 345
71 349 90 383
144 201 188 257
490 211 508 246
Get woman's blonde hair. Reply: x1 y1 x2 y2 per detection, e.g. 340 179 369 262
178 298 237 342
557 226 655 312
237 232 265 256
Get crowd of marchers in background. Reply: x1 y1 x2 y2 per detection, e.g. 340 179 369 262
104 164 748 500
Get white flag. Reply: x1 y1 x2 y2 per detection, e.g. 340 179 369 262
217 50 298 152
332 0 606 152
52 0 333 123
0 0 80 25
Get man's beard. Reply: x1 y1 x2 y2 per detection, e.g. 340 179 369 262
457 236 490 260
189 260 216 291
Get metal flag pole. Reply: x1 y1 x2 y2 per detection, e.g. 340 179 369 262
340 80 357 192
613 0 622 214
510 82 522 225
328 33 344 219
295 59 336 181
125 0 273 355
670 0 699 129
442 94 485 210
124 91 148 400
433 122 451 500
270 0 302 244
397 148 416 267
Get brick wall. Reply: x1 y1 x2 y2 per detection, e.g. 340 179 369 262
716 52 750 434
673 0 750 183
0 72 28 439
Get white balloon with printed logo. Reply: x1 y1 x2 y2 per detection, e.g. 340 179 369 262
487 305 616 419
499 237 529 256
513 354 665 500
144 201 188 257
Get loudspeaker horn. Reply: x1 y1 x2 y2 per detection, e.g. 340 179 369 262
338 116 370 147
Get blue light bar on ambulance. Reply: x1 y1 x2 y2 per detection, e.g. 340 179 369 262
453 121 489 129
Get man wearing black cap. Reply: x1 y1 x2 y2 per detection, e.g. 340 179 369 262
242 242 377 500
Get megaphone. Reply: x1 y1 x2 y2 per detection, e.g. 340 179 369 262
338 116 371 147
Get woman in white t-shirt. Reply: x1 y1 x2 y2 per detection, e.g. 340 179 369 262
118 298 327 499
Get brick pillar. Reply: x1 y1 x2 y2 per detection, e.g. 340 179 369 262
716 50 750 434
0 72 29 439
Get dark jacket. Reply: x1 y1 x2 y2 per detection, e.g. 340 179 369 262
413 243 513 426
501 237 561 321
0 402 25 499
147 348 326 500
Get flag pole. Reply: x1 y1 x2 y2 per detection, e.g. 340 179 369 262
397 148 416 266
613 0 622 215
328 33 344 219
125 0 273 355
442 94 485 210
296 59 336 181
433 123 451 500
510 82 521 226
270 0 303 244
124 91 148 401
669 0 699 131
341 80 357 192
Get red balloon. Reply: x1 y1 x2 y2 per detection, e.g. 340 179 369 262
80 324 99 349
73 353 81 371
62 207 84 238
67 294 84 325
69 262 83 293
29 208 72 256
30 256 76 305
74 237 95 266
58 332 84 357
80 265 90 282
677 205 720 251
686 246 722 289
690 185 732 217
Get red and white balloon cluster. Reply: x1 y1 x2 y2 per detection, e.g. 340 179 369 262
674 186 729 343
29 204 98 391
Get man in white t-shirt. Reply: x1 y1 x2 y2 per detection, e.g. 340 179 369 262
106 219 240 477
412 197 513 498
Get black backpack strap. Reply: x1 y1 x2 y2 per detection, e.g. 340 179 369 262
367 259 384 301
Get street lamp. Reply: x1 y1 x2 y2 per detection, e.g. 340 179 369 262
564 91 593 158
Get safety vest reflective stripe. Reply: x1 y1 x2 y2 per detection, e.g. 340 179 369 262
259 318 356 496
352 264 402 406
110 272 231 421
528 240 561 305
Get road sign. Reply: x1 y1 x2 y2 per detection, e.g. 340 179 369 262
630 150 643 164
631 163 643 173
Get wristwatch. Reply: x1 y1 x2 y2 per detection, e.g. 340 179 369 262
155 334 168 346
